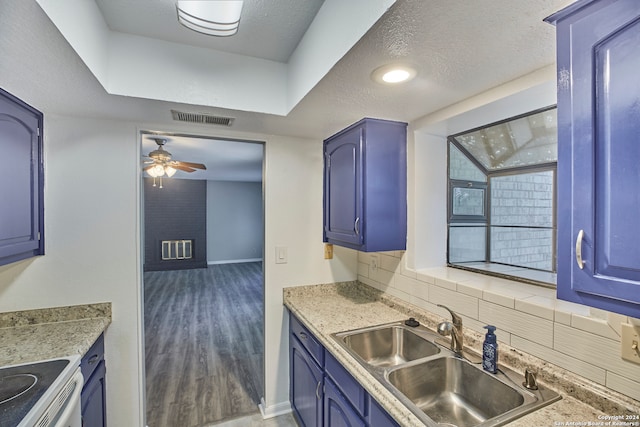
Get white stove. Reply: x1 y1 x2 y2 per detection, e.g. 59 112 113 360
0 356 82 427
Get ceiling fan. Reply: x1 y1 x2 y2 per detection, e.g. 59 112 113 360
143 137 206 187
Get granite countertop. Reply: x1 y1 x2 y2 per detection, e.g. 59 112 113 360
0 303 111 366
284 282 638 427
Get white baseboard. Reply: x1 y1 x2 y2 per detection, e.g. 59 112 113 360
207 258 262 265
258 397 292 419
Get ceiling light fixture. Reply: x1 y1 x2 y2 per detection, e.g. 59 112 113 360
176 1 244 37
371 64 417 84
146 163 177 189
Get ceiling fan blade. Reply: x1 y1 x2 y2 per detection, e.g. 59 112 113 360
172 164 197 173
175 161 207 170
143 165 155 171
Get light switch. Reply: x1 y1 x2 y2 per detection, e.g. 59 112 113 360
275 246 288 264
621 323 640 365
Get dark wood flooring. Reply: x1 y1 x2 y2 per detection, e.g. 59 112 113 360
144 262 264 427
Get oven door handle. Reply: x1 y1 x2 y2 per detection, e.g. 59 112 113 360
53 369 84 427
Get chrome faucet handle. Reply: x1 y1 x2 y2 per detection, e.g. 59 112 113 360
523 369 539 390
437 304 462 327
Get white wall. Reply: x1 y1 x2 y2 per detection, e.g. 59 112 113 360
262 134 357 413
0 116 142 426
206 180 264 263
0 116 358 425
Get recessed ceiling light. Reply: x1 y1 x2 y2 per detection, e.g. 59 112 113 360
371 64 417 84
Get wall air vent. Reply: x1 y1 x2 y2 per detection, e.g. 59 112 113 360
171 110 235 126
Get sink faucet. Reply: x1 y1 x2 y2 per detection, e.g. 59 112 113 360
437 304 464 355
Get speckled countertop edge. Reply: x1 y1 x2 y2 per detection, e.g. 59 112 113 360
284 282 640 427
0 303 111 366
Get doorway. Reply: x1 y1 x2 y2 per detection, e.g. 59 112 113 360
140 132 265 427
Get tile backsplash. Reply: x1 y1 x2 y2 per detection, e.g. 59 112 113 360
357 251 640 403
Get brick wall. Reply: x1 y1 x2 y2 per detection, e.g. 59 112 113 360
490 171 554 270
144 178 207 271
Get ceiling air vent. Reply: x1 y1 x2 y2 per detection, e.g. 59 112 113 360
171 110 235 126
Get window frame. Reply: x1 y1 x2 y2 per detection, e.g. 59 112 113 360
446 105 558 287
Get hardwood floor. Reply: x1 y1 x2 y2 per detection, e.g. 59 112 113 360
144 262 264 427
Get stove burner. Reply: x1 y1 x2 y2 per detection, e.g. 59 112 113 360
0 374 38 405
0 359 69 427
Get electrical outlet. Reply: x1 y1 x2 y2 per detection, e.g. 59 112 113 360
370 254 379 273
324 243 333 259
621 323 640 364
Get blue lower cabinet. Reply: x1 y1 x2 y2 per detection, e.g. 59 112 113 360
81 334 107 427
324 377 366 427
289 312 398 427
368 396 400 427
291 334 323 427
81 361 106 427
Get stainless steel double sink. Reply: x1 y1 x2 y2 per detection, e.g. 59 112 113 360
331 321 560 427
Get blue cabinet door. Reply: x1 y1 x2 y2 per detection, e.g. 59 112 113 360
324 125 363 247
547 0 640 317
291 334 324 427
368 397 399 427
324 377 366 427
0 88 44 266
323 118 407 252
82 360 107 427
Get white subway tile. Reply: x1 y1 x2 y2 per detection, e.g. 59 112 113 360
606 371 640 402
430 285 479 319
415 270 436 284
483 284 536 309
370 265 394 286
553 299 590 325
456 282 484 298
554 324 640 382
479 300 553 347
606 312 628 337
357 251 370 264
358 275 386 292
571 314 620 340
357 262 369 278
515 296 555 320
380 253 401 273
394 274 419 296
510 335 606 385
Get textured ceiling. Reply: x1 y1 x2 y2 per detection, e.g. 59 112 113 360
0 0 576 181
94 0 324 63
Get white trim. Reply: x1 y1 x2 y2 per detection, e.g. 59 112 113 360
207 258 262 265
258 397 292 419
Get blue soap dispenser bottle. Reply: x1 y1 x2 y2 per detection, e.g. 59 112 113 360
482 325 498 373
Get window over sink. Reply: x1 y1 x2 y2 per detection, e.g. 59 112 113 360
447 106 558 287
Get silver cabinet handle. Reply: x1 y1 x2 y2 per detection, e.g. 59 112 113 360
315 380 322 400
354 217 360 236
299 332 307 340
576 229 585 269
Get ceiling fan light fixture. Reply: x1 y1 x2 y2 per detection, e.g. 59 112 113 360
176 1 243 37
165 166 177 177
147 164 166 177
371 64 417 85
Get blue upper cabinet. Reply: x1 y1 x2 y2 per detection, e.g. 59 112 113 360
0 87 44 267
323 118 407 252
546 0 640 318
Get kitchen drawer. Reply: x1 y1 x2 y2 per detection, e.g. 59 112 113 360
289 313 324 368
325 350 367 417
81 333 105 383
